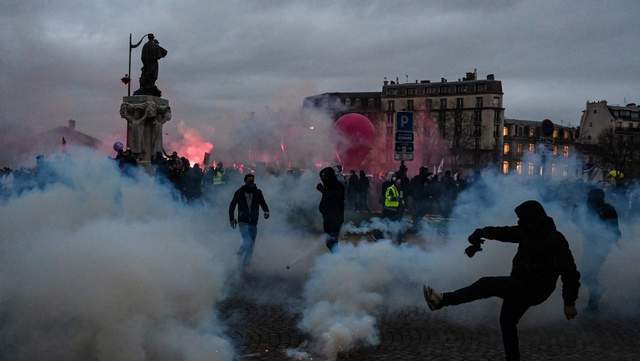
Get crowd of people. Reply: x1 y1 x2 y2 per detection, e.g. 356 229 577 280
1 149 636 361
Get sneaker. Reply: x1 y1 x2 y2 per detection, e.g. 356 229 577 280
423 285 443 311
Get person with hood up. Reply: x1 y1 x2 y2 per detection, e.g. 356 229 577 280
317 167 345 252
583 188 620 312
423 200 580 361
229 174 270 270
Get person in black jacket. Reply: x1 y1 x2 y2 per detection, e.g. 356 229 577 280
583 188 620 311
229 174 270 269
423 200 580 361
317 167 345 252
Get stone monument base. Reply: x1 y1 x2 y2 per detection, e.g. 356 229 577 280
120 95 171 163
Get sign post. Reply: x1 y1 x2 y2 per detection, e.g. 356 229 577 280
394 112 414 161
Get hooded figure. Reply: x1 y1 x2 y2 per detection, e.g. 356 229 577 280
317 167 345 252
424 200 580 361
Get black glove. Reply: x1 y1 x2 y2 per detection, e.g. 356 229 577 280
468 228 485 245
465 244 483 258
230 219 237 229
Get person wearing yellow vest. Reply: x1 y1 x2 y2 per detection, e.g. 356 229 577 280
213 162 225 186
383 176 403 221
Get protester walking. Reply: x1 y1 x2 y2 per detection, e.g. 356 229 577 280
229 173 270 271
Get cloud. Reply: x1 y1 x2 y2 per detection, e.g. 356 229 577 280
1 0 639 143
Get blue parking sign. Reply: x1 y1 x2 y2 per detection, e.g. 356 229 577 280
396 112 413 132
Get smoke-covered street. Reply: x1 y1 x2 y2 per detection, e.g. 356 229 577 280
222 287 640 361
3 1 640 360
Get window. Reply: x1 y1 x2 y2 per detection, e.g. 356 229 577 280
502 161 510 174
474 110 481 124
456 85 463 93
593 109 597 114
516 161 523 175
516 143 524 154
553 129 558 138
387 100 395 111
516 126 523 137
407 99 414 111
564 130 569 140
528 162 535 176
552 145 558 156
476 96 483 108
563 145 570 158
440 98 447 110
425 99 432 111
477 84 487 92
456 98 464 109
438 113 446 138
503 143 511 155
528 127 535 137
503 126 509 137
589 122 593 127
528 143 535 153
408 88 416 96
474 125 481 137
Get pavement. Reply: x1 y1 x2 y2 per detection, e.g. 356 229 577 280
219 283 640 361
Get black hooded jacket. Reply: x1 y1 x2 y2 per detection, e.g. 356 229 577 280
476 200 581 306
318 167 345 216
229 184 269 225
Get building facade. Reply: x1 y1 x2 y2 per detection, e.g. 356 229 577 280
502 118 577 177
304 71 504 173
578 100 640 144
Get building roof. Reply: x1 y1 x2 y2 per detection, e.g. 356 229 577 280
608 104 639 112
505 118 576 130
39 126 102 148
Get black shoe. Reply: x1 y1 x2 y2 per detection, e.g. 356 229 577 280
423 285 443 311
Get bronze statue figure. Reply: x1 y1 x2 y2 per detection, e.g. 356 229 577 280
133 33 167 97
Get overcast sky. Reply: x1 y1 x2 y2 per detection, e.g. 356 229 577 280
1 0 639 139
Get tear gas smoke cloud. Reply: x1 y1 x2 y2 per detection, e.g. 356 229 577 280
2 145 639 361
0 149 237 361
296 157 640 360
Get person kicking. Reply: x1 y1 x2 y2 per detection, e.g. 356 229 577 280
424 200 581 361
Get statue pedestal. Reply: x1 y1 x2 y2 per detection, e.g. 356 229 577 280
120 95 171 163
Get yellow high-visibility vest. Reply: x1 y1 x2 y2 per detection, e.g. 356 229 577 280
213 169 225 185
384 184 400 209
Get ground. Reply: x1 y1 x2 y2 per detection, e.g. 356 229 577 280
220 285 640 361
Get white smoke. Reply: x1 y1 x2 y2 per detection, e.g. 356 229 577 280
0 149 237 361
296 162 640 360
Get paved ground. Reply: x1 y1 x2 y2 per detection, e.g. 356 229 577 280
220 289 640 361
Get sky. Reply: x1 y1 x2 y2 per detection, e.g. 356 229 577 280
1 0 639 140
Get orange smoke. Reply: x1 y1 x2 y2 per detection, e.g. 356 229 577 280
169 122 214 166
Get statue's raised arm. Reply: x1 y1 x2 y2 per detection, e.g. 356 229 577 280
133 33 167 97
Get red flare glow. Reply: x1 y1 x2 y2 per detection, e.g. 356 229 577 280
169 122 214 166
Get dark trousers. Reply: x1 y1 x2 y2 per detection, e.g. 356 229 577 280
442 277 541 361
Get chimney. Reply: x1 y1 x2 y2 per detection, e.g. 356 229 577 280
626 103 636 107
420 80 431 83
486 74 495 80
441 77 447 83
384 80 389 85
68 119 76 130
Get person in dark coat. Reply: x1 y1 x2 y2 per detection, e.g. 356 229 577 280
347 170 359 210
583 188 620 311
357 170 370 212
317 167 345 252
409 167 430 226
229 174 270 269
424 200 580 361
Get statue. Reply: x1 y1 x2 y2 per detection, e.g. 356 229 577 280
133 33 167 97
